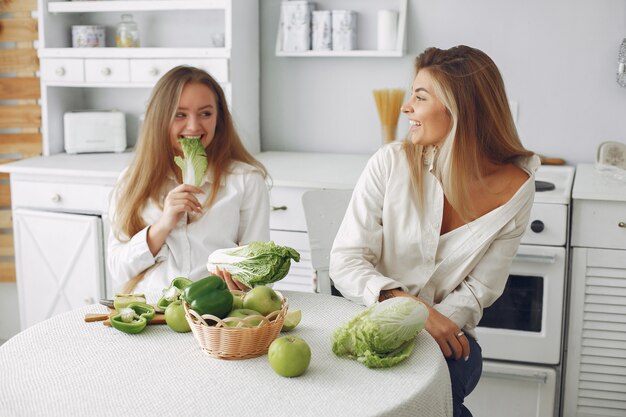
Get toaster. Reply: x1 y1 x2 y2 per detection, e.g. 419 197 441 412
64 110 127 154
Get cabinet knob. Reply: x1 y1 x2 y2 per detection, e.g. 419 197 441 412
271 205 287 211
51 193 61 203
83 297 94 305
55 67 66 76
101 67 112 76
619 222 626 228
530 220 544 233
149 67 159 76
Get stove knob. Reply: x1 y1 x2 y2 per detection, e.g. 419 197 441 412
530 220 545 233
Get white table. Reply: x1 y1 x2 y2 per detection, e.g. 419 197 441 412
0 292 452 417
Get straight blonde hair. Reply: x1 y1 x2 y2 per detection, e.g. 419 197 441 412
403 45 534 221
113 65 267 241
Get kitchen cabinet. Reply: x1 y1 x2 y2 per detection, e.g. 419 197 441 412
275 0 407 57
37 0 260 154
564 164 626 416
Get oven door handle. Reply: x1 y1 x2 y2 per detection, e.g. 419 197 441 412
482 369 549 384
514 253 556 263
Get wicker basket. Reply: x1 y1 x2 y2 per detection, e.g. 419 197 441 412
184 290 288 360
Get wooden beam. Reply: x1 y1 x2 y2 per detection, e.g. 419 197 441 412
0 49 38 73
0 210 12 229
0 77 40 100
0 18 38 42
0 0 37 13
0 260 16 283
0 234 14 256
0 183 10 208
0 133 42 157
0 105 41 129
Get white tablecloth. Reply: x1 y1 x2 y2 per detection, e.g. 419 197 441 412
0 291 452 417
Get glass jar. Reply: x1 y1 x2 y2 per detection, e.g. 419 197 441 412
116 14 140 48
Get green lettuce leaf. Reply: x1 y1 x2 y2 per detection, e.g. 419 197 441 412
332 297 429 368
174 137 208 186
206 241 301 287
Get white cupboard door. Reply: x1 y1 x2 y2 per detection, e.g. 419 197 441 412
465 361 556 417
13 209 104 329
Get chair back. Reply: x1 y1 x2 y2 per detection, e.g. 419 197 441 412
302 189 352 294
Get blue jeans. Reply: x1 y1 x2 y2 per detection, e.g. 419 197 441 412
446 335 482 417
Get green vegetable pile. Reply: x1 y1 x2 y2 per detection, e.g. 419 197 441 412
174 137 208 186
206 241 301 288
332 297 429 368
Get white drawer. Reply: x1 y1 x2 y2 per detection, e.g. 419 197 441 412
130 59 229 84
11 180 112 214
269 187 309 232
85 59 130 83
40 59 84 83
572 199 626 250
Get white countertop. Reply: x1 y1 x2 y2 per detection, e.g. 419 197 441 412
573 163 626 201
0 151 372 189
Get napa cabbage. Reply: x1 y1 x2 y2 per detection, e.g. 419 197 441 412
332 297 429 368
174 137 208 187
207 241 300 288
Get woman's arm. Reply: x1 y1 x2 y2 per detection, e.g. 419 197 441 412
329 148 408 305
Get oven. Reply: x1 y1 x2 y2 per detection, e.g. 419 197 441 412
466 165 575 417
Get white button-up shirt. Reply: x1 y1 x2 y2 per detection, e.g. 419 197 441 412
329 143 540 334
107 161 270 293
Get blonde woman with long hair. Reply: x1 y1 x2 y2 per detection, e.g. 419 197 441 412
108 66 269 293
330 46 539 417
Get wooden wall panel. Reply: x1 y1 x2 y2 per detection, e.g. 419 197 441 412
0 49 38 73
0 105 41 129
0 78 40 100
0 0 40 284
0 0 37 13
0 18 38 42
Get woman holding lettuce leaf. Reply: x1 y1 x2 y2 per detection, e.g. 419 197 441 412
329 46 538 417
108 66 268 294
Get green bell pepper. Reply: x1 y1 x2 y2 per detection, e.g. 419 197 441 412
110 302 156 334
182 275 233 319
157 277 194 311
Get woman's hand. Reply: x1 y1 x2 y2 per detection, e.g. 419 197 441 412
424 306 470 361
147 184 203 256
158 184 204 231
212 267 249 292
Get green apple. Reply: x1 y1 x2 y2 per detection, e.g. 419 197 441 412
225 308 263 327
268 335 311 377
243 286 282 316
281 310 302 332
231 294 244 311
164 300 191 333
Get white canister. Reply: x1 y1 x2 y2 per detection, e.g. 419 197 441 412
280 1 313 52
377 10 398 51
331 10 357 51
72 25 105 48
312 10 332 51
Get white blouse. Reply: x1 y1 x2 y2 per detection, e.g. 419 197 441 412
107 161 270 293
329 142 540 334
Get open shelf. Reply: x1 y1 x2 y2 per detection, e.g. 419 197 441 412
48 0 228 13
275 0 407 58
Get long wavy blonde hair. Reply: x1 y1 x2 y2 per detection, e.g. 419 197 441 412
113 65 267 241
403 45 534 221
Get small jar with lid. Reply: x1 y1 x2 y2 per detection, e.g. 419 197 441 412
116 14 140 47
